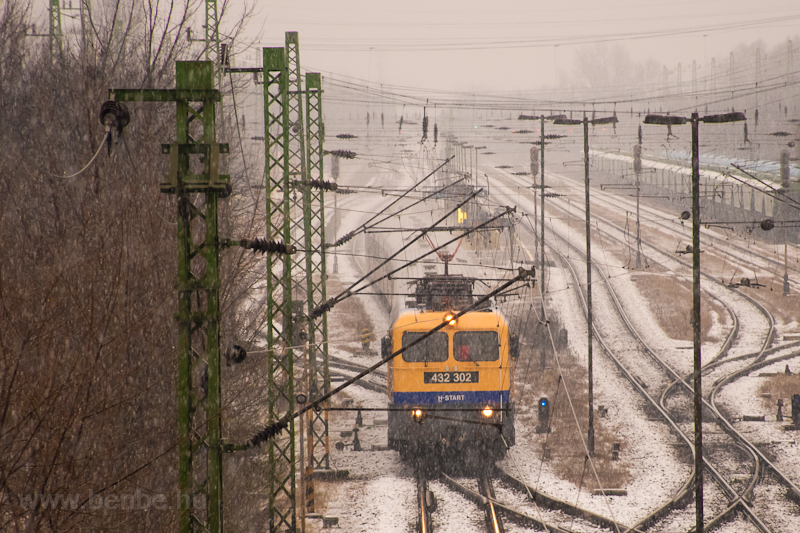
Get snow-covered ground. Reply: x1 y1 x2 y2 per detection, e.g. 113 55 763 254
305 125 800 532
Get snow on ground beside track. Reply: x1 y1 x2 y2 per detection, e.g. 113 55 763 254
317 139 793 530
498 263 691 527
715 355 800 490
313 468 415 532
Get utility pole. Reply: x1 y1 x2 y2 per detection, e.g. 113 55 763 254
539 115 546 299
583 116 595 456
634 141 643 269
262 47 297 533
643 110 746 533
112 61 231 533
554 112 618 455
205 0 221 88
48 0 62 59
756 47 761 126
690 112 702 533
79 0 92 53
60 0 92 55
303 73 332 499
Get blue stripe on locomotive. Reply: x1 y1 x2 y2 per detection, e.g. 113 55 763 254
393 390 510 405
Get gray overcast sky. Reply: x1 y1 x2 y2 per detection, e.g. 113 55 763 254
238 0 800 95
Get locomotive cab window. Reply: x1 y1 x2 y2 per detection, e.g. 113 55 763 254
402 331 449 362
453 331 500 362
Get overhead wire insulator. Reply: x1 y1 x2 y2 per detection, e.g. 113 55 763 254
422 116 428 141
241 238 296 255
250 413 292 447
434 123 438 144
99 100 130 133
325 149 356 159
99 100 130 153
327 231 355 248
306 179 338 192
309 297 338 320
335 188 356 195
336 134 358 139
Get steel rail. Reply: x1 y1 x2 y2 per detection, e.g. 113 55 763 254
492 168 765 531
478 469 505 533
417 461 434 533
440 473 575 533
521 185 777 533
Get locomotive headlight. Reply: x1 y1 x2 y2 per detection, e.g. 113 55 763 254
444 313 456 326
411 408 425 422
481 406 494 418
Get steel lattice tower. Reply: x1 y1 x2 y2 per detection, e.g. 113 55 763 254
284 31 310 320
205 0 221 86
303 73 331 483
261 46 297 532
113 61 230 533
282 33 313 515
49 0 62 58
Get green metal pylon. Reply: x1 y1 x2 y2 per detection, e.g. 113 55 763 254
112 61 230 533
303 73 331 478
205 0 221 87
49 0 62 58
285 31 310 319
261 47 297 532
79 0 92 54
284 30 311 522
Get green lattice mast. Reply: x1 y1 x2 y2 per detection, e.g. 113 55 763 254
205 0 221 87
48 0 62 58
302 73 331 502
261 46 297 532
112 61 229 533
284 31 310 323
284 31 310 522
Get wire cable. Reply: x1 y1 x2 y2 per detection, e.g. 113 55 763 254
45 131 110 179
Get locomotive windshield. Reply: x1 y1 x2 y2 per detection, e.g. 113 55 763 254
453 331 500 362
401 331 449 362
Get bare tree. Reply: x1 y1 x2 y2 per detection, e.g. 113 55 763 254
0 0 267 530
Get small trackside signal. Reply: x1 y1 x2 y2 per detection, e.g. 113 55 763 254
537 397 550 433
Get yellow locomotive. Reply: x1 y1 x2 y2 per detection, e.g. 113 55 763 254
383 274 518 459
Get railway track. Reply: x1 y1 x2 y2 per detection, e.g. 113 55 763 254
417 460 435 533
543 167 800 531
327 158 800 531
506 176 800 532
477 469 505 533
330 350 633 532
